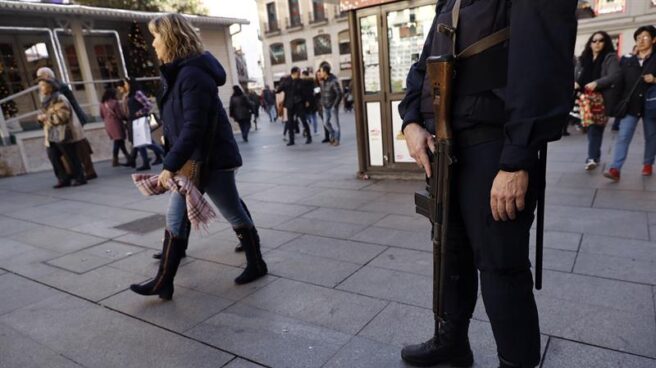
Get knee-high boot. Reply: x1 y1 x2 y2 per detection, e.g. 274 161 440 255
153 219 191 259
234 199 253 253
234 227 268 284
130 229 185 300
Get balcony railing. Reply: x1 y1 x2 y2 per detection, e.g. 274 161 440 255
263 21 280 35
286 17 303 30
309 9 327 24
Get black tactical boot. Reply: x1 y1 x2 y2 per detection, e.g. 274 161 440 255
130 230 185 300
234 227 268 284
401 319 473 367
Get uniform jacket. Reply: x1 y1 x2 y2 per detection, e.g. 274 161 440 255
399 0 577 171
320 74 343 109
230 94 253 121
158 51 242 173
574 53 622 115
616 52 656 118
100 99 127 140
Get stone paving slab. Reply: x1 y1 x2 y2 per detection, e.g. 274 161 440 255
263 249 361 288
1 294 234 368
186 303 351 368
542 338 656 368
241 278 388 335
0 322 84 368
300 207 388 226
223 358 268 368
278 234 386 265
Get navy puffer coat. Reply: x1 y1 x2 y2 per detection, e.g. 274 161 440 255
158 52 242 173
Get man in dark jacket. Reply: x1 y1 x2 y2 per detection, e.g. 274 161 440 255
318 62 343 146
261 85 277 123
398 1 577 368
276 66 312 145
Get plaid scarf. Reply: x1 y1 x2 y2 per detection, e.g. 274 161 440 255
132 174 216 230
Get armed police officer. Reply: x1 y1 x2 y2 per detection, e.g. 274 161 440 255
399 1 577 368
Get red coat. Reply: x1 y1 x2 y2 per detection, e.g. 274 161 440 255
100 99 126 140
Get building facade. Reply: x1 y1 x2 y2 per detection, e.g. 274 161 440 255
256 0 352 87
576 1 656 56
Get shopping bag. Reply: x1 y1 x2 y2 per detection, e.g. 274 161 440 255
132 116 152 148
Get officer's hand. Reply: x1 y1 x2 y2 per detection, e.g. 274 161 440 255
404 123 435 177
490 170 529 222
644 74 656 84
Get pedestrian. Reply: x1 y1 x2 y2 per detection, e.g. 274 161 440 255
276 67 312 145
398 1 576 368
36 67 97 180
314 70 331 143
100 86 132 167
130 13 267 300
36 77 87 188
301 70 320 135
247 89 260 131
261 84 277 123
230 85 253 142
574 31 621 171
605 25 656 181
318 62 343 146
119 78 165 171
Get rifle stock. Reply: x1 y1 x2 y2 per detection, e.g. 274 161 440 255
414 55 456 324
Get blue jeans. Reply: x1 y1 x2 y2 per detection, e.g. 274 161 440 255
306 112 318 133
586 124 605 162
323 107 340 142
166 170 253 237
265 105 277 122
610 114 656 170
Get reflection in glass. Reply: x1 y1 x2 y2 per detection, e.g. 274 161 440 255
387 5 434 93
314 34 332 56
270 43 285 65
360 15 380 94
291 39 307 62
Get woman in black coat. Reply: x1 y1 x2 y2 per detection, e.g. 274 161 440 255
130 13 267 300
229 85 253 142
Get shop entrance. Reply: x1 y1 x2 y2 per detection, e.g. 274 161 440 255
348 0 434 177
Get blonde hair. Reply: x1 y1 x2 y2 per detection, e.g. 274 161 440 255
148 13 204 63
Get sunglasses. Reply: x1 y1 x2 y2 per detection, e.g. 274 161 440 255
591 39 605 44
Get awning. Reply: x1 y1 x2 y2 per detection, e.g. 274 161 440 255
0 0 249 27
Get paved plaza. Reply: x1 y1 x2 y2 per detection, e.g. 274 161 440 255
0 114 655 368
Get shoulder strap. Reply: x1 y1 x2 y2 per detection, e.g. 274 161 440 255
441 0 510 59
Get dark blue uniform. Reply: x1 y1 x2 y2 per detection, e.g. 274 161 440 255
399 1 577 367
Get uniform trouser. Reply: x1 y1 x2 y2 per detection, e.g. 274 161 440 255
287 105 310 143
441 138 540 367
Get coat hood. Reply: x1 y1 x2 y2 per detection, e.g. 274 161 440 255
160 51 227 87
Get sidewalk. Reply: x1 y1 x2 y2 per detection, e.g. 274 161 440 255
0 115 654 368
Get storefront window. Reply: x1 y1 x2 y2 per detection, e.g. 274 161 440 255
387 5 434 93
291 39 307 62
270 43 285 65
360 15 380 94
314 34 332 56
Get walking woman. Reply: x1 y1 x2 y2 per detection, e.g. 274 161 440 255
37 78 87 188
130 13 267 300
120 78 165 171
605 26 656 181
574 31 621 171
100 87 131 167
229 85 253 142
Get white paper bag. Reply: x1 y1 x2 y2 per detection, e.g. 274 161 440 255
132 116 152 148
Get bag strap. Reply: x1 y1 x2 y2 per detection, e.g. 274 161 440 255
617 55 656 108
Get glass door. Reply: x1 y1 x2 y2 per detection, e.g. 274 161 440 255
382 2 435 167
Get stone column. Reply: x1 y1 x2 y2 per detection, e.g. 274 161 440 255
70 19 99 117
